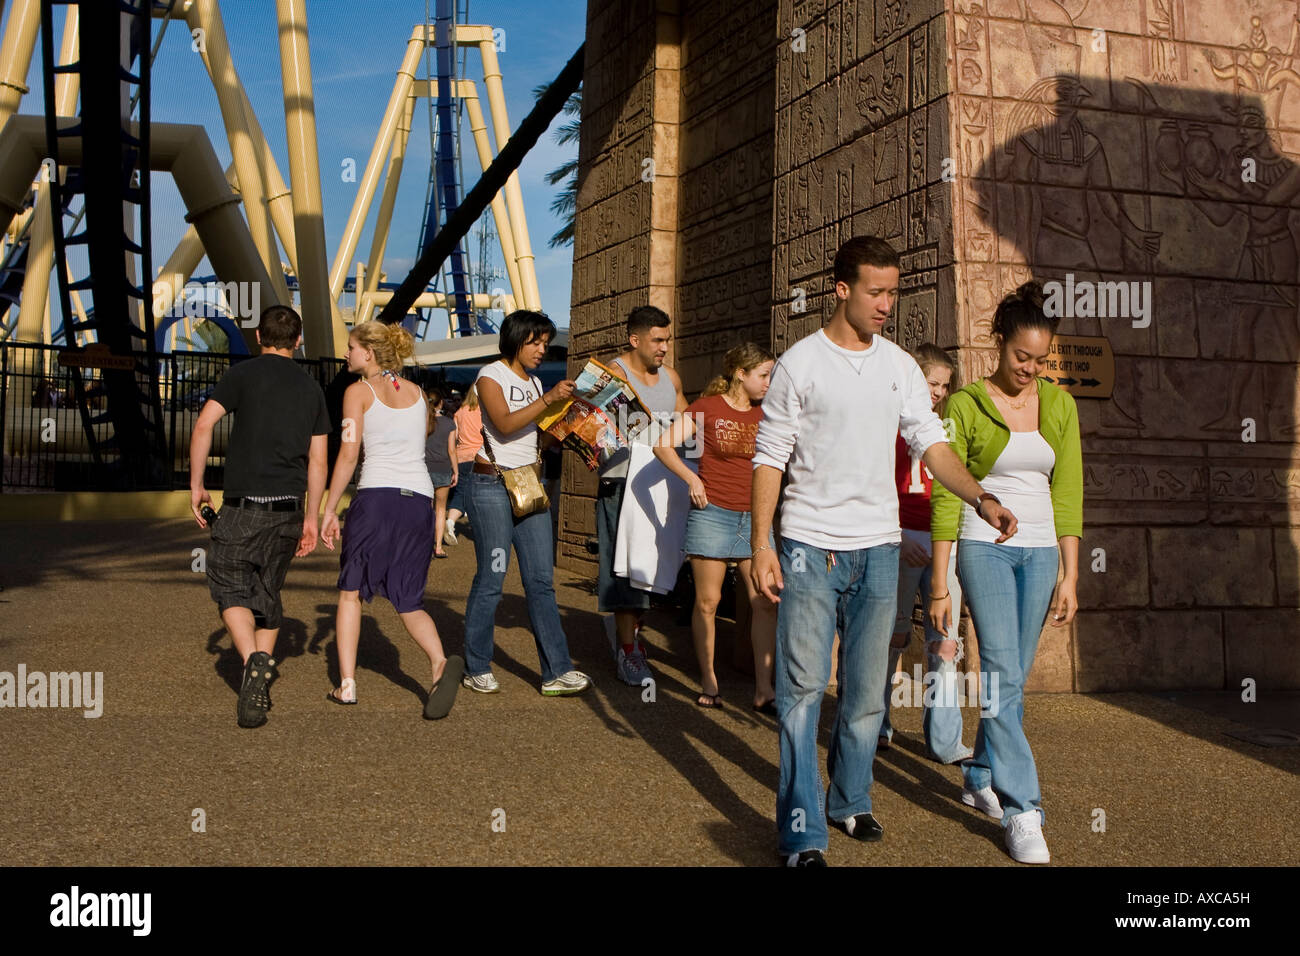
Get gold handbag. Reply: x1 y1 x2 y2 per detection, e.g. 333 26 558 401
481 427 550 518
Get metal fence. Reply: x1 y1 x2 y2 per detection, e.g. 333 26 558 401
1 342 346 492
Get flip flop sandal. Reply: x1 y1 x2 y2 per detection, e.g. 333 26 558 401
424 655 465 720
696 691 722 709
753 699 778 716
327 677 357 705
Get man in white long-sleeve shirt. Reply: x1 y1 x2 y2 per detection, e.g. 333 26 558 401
750 236 1018 866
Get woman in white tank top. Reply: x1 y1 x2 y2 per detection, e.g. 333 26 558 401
320 321 463 718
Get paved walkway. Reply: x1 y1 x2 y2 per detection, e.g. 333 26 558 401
0 518 1295 866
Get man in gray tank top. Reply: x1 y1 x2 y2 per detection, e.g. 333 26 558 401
596 305 686 687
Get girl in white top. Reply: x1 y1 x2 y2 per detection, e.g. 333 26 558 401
320 321 462 719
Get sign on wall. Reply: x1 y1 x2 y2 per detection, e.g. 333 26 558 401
1042 335 1114 399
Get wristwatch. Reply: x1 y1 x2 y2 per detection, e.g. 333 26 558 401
974 492 1001 519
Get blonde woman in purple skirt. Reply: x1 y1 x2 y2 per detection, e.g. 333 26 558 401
320 321 463 719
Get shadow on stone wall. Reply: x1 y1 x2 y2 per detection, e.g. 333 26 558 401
968 74 1300 755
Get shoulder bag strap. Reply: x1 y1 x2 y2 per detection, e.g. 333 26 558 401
480 426 507 479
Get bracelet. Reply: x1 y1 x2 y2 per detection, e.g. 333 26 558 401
974 492 1001 519
928 591 950 601
752 544 773 556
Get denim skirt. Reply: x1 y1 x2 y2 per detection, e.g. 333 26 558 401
683 502 771 561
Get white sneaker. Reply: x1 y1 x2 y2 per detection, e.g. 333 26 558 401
443 526 458 546
616 643 652 686
541 670 591 696
461 672 500 694
961 786 1004 820
1004 809 1050 864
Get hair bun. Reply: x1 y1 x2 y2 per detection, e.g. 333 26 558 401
1014 281 1045 308
388 324 415 362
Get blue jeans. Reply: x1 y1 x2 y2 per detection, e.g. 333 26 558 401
775 537 899 855
881 532 968 762
956 540 1059 826
447 461 473 515
464 473 574 682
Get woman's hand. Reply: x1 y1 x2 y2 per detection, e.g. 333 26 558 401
687 473 708 509
901 537 930 568
321 511 341 551
542 380 575 405
1050 576 1078 626
928 593 952 635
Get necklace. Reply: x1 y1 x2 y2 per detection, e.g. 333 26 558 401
986 377 1032 410
722 390 751 412
367 368 400 391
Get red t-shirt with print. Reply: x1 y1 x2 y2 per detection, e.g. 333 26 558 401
895 431 934 531
686 393 764 513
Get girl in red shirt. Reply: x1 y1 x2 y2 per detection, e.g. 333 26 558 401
656 343 776 711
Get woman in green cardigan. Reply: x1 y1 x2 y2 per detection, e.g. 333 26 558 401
928 282 1082 865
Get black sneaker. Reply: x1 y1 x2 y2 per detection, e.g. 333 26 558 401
834 813 883 842
784 849 828 867
236 652 276 729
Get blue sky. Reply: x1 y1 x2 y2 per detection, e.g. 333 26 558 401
9 0 587 333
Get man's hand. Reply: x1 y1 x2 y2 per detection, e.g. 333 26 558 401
296 514 319 557
321 511 341 551
751 549 784 604
901 536 930 568
980 500 1018 543
191 486 213 528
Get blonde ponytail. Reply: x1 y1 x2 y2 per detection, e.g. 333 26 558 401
352 320 413 373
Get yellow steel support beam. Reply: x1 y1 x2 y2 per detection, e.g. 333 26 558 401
329 26 427 303
276 0 342 357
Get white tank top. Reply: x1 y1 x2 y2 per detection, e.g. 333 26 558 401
357 379 436 498
959 430 1058 547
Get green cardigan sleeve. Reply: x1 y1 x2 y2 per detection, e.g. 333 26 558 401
929 392 972 542
1050 391 1084 538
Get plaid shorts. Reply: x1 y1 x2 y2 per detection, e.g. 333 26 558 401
206 504 303 629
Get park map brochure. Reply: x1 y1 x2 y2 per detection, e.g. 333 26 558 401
536 358 651 470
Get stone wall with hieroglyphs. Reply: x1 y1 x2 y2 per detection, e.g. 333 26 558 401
774 0 951 358
950 0 1300 692
674 0 778 391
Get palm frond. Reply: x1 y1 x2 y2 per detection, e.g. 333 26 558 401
531 84 582 249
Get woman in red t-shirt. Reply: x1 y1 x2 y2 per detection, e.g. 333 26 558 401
655 343 777 711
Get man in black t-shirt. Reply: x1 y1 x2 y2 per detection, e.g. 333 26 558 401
190 305 331 729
